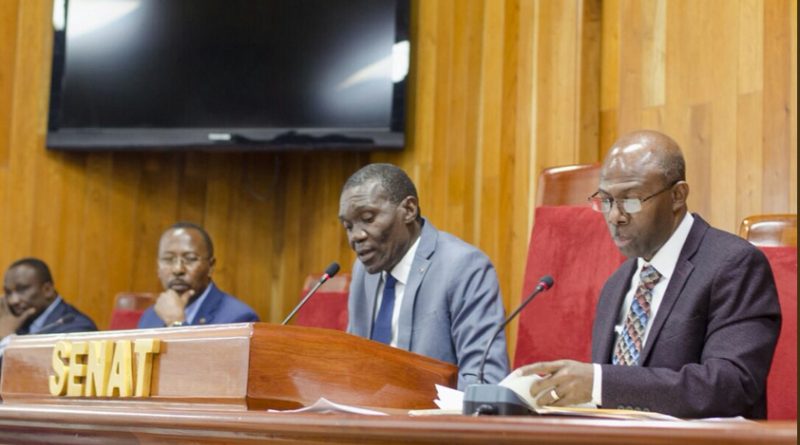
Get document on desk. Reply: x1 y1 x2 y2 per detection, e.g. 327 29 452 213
413 375 681 421
268 398 388 416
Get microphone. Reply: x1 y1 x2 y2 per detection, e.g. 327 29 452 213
463 275 554 416
281 262 340 325
34 314 76 335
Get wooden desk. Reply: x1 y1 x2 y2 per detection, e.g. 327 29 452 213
0 404 795 445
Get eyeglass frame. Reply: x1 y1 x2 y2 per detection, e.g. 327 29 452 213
587 180 680 214
157 255 210 268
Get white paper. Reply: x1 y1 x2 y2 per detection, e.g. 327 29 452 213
434 384 464 410
268 397 388 416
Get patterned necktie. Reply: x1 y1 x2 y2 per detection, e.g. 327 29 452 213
371 273 398 345
613 263 662 366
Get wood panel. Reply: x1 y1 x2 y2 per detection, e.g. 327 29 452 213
0 0 794 367
601 0 797 232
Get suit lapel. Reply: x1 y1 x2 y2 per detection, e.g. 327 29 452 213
640 215 708 364
193 283 223 325
594 260 637 363
396 220 436 351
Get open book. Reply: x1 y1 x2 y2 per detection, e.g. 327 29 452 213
424 374 680 421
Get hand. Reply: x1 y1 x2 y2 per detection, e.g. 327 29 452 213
0 297 37 338
154 289 194 326
515 360 594 407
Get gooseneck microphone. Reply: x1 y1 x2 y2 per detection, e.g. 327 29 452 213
476 275 554 384
282 262 340 325
464 275 554 416
35 314 76 335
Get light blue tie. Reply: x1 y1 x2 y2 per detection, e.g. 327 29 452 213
371 273 397 345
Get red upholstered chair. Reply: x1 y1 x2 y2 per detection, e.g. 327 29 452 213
294 273 351 331
759 246 797 420
536 163 601 207
108 292 157 330
740 214 797 247
514 206 625 367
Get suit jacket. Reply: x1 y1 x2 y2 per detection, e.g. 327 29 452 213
137 283 259 328
591 215 782 418
1 299 98 377
348 219 510 390
17 299 98 335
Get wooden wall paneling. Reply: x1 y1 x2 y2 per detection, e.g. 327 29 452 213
577 0 602 162
4 0 46 266
177 153 209 225
791 0 797 214
709 0 739 229
55 154 86 310
404 0 437 222
762 0 792 214
616 0 643 135
735 0 765 227
106 153 143 326
457 0 485 243
428 0 454 233
476 0 505 274
0 0 20 167
228 155 256 306
129 154 181 295
270 156 302 323
77 154 113 326
496 0 519 320
599 0 620 155
508 0 536 359
204 153 238 296
442 0 468 238
736 91 765 226
244 154 276 321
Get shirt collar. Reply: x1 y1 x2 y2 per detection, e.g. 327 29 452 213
184 282 214 324
385 236 422 285
638 213 695 279
28 296 63 334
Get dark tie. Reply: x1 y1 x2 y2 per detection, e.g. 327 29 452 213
613 263 662 366
371 273 398 345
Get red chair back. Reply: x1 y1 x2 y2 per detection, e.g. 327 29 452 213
761 246 797 420
514 206 625 367
108 292 157 330
294 274 351 331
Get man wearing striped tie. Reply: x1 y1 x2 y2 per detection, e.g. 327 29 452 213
516 130 781 419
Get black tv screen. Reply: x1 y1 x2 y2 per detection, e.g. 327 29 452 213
47 0 410 151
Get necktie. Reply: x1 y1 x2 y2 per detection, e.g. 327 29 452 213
371 273 398 345
613 263 662 366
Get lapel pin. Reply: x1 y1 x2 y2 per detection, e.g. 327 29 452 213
199 317 207 324
419 268 425 274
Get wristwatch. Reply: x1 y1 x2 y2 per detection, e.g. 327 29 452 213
171 320 185 327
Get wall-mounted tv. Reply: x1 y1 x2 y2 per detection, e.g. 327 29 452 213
47 0 410 151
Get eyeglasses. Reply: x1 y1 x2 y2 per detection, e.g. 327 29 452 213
588 182 677 214
158 255 207 268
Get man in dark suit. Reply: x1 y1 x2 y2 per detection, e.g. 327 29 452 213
0 258 97 367
137 222 259 328
517 130 781 418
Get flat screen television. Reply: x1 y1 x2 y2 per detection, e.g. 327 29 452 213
47 0 410 151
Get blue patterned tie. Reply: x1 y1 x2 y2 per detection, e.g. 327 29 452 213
613 263 662 366
371 273 397 345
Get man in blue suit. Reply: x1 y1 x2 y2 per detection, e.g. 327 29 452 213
340 164 510 390
138 223 259 328
1 258 97 371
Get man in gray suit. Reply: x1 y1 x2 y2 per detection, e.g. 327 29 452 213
517 130 781 418
340 164 510 389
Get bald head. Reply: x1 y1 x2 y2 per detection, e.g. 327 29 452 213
597 130 690 260
603 130 685 187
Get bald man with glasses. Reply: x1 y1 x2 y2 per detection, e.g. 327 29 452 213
137 222 259 328
516 130 781 419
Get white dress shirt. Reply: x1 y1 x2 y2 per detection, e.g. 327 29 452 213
592 213 695 405
374 236 421 348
